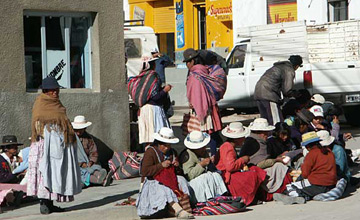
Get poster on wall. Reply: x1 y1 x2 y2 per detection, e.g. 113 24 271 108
267 0 297 24
176 0 185 49
206 0 232 21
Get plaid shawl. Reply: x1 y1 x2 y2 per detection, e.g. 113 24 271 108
191 64 227 102
128 70 160 107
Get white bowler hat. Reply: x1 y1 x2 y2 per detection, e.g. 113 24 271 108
248 118 275 131
310 105 324 117
71 115 92 129
153 127 179 144
222 122 250 139
311 94 325 105
317 130 335 146
184 131 211 150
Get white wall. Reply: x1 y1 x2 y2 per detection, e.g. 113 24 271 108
349 0 360 20
124 0 130 20
232 0 267 44
297 0 328 25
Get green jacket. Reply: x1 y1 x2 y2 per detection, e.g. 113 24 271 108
182 149 205 181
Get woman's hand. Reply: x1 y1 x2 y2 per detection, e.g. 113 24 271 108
161 160 172 168
172 160 179 167
240 156 250 164
163 84 172 93
199 158 210 167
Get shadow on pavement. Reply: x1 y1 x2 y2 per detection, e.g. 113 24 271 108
66 190 139 212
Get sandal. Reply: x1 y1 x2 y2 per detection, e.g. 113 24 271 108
176 209 195 219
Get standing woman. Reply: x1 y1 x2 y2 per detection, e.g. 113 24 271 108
183 49 223 158
131 56 172 149
27 77 82 214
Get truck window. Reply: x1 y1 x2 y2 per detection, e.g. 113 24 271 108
125 38 141 58
227 45 247 69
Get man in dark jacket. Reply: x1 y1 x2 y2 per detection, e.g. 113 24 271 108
151 48 173 86
0 135 22 183
254 55 303 125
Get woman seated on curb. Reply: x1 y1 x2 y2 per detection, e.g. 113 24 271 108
179 131 227 203
317 130 351 182
215 122 267 205
273 131 337 205
239 118 291 201
136 127 194 219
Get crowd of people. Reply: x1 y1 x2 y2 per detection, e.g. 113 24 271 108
131 48 360 219
1 48 360 218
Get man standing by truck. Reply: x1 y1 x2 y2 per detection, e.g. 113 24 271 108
254 55 303 125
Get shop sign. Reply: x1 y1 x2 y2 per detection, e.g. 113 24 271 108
207 0 232 21
176 0 185 49
268 1 297 24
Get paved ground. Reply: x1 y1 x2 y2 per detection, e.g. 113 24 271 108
1 110 360 220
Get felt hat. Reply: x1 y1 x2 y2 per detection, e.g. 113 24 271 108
1 135 23 147
153 127 179 144
184 131 210 149
221 122 250 139
41 77 61 89
183 48 199 62
72 115 92 129
317 130 335 146
301 131 320 146
310 105 324 117
311 94 325 105
296 108 314 124
248 118 275 131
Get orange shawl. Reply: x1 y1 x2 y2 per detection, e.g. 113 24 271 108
31 93 75 144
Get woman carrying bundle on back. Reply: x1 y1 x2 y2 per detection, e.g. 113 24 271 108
128 56 173 150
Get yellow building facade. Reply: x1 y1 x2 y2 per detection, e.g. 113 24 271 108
128 0 233 63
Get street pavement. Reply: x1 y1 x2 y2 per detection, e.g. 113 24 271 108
1 110 360 220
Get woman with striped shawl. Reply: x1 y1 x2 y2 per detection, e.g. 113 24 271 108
128 56 172 149
183 49 226 159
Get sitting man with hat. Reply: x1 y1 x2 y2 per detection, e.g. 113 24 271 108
239 118 291 201
0 135 23 183
72 115 112 187
179 131 227 203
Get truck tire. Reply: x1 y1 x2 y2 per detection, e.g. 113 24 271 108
343 105 360 126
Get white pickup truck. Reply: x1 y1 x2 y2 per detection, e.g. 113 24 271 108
219 20 360 124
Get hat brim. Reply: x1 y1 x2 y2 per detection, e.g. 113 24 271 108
221 127 250 139
1 143 23 147
184 135 211 150
313 113 324 118
301 137 321 146
153 133 179 144
72 122 92 130
249 126 275 131
320 136 335 146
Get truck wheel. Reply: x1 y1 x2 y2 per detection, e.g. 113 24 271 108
343 105 360 126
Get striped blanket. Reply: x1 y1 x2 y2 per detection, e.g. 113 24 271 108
192 64 227 102
128 70 160 107
193 196 246 216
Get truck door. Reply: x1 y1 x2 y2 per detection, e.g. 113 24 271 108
220 44 249 108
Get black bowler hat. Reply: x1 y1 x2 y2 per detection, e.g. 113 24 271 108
41 77 61 89
183 48 199 62
1 135 23 147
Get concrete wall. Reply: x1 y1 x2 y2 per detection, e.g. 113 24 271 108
349 0 360 20
232 0 267 43
0 0 129 153
297 0 328 25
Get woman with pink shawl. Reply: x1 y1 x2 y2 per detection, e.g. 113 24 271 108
183 48 224 158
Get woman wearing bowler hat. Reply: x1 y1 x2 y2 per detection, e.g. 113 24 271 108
27 77 82 214
0 135 23 183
